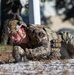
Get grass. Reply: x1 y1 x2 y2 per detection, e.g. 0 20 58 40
0 44 12 53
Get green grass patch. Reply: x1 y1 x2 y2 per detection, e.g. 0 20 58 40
0 44 12 53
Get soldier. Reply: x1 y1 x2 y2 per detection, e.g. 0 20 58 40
7 20 52 62
7 20 74 62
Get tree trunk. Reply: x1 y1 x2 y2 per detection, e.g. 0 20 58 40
1 0 22 44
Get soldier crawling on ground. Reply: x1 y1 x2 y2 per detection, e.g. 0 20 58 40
7 20 74 62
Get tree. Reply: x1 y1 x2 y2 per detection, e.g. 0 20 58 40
55 0 74 21
1 0 22 44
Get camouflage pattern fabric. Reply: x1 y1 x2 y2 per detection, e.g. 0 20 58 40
7 20 27 34
59 31 74 58
24 25 61 59
8 20 19 34
25 43 50 59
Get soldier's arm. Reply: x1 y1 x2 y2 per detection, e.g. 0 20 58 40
13 45 28 62
25 42 51 59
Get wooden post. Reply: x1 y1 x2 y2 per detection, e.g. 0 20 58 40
29 0 41 25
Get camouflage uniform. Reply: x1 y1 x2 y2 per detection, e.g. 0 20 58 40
7 20 74 62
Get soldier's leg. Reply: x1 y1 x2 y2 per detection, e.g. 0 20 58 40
59 31 74 58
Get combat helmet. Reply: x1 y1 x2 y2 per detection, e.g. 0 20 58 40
8 20 27 34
